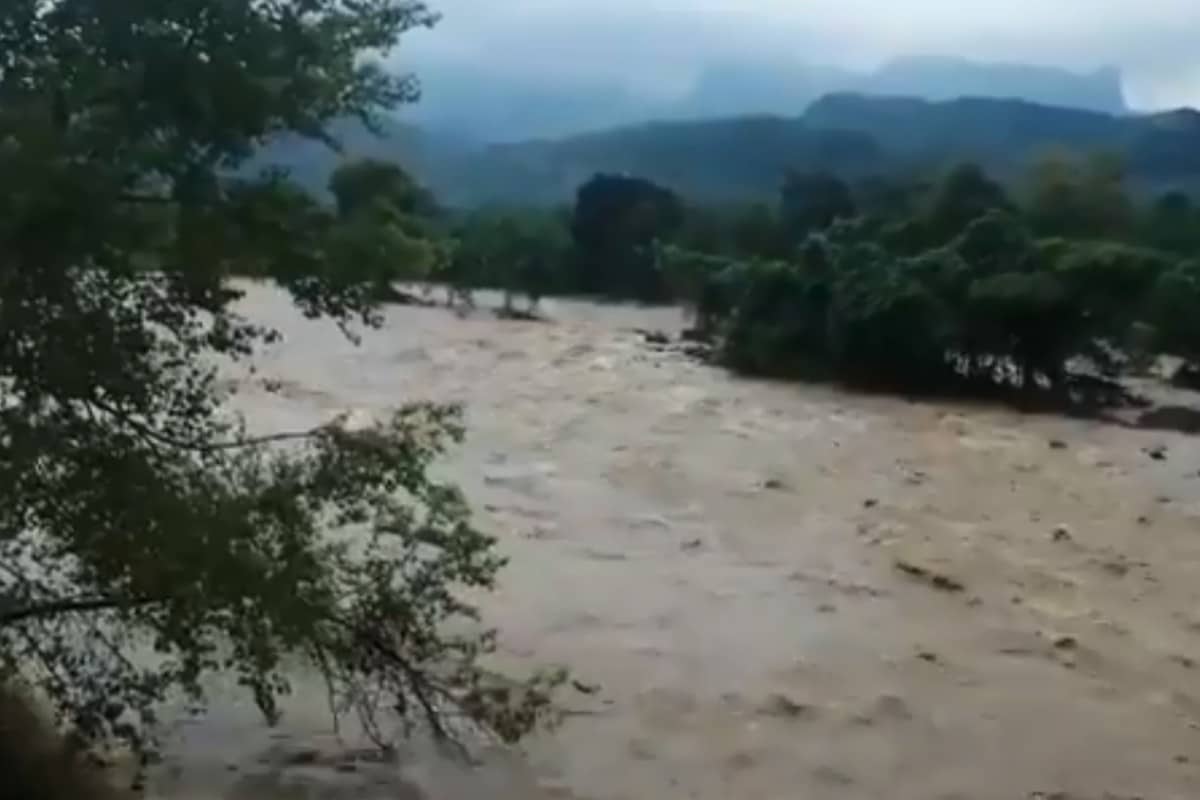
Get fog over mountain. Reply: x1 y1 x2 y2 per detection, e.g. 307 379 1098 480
398 56 1131 143
390 0 1200 141
252 0 1200 206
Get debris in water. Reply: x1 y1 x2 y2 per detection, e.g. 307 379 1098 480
635 328 671 346
894 559 966 593
758 693 816 720
281 748 321 766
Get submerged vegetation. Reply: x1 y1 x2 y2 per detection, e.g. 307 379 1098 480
398 152 1200 406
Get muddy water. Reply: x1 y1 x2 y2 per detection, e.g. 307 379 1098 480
150 285 1200 800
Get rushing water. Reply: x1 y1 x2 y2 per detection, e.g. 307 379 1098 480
149 285 1200 800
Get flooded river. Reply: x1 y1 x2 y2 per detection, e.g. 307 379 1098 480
149 285 1200 800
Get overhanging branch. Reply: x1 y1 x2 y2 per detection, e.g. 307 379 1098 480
86 396 325 453
0 595 165 628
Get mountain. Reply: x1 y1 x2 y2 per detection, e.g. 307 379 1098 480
251 114 884 207
399 63 655 143
461 117 885 205
398 55 1129 142
243 117 475 201
859 56 1126 115
804 94 1200 183
804 93 1124 168
667 61 855 120
253 94 1200 209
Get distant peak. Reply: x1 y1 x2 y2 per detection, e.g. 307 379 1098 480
864 55 1127 115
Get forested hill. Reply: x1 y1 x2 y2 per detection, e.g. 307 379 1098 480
255 94 1200 208
805 94 1200 183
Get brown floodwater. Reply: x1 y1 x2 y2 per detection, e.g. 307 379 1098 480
148 285 1200 800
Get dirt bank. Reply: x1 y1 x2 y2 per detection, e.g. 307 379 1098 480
149 286 1200 800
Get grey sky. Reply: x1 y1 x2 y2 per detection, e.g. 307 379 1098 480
400 0 1200 109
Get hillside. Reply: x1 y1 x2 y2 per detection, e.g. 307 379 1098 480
805 94 1200 185
241 117 469 201
252 114 885 207
253 94 1200 208
463 117 885 205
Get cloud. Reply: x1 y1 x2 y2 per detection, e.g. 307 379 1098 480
398 0 1200 108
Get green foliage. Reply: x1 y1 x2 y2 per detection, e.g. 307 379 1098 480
729 203 790 259
326 159 443 296
830 244 955 385
677 182 1192 400
924 162 1012 244
964 271 1079 387
518 157 1196 403
570 174 683 300
329 158 439 219
450 211 569 311
1140 190 1200 255
1024 152 1135 239
1147 260 1200 365
1053 242 1172 330
0 0 559 766
715 235 954 386
778 171 856 246
659 246 749 335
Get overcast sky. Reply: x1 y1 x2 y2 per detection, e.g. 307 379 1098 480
400 0 1200 109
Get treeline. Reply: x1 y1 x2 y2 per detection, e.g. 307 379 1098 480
661 155 1200 400
313 154 1200 401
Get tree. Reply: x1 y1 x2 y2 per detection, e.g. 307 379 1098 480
329 158 439 220
449 211 567 313
1025 151 1134 240
570 174 683 300
1141 190 1199 255
778 170 856 246
1147 260 1200 368
965 271 1080 391
730 203 789 259
0 0 559 771
2 685 122 800
327 160 441 299
1025 152 1087 237
855 174 927 223
925 162 1011 243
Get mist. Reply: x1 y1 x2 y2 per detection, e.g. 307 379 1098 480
399 0 1200 110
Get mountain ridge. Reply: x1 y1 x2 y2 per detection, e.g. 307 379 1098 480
256 92 1198 208
401 54 1129 142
